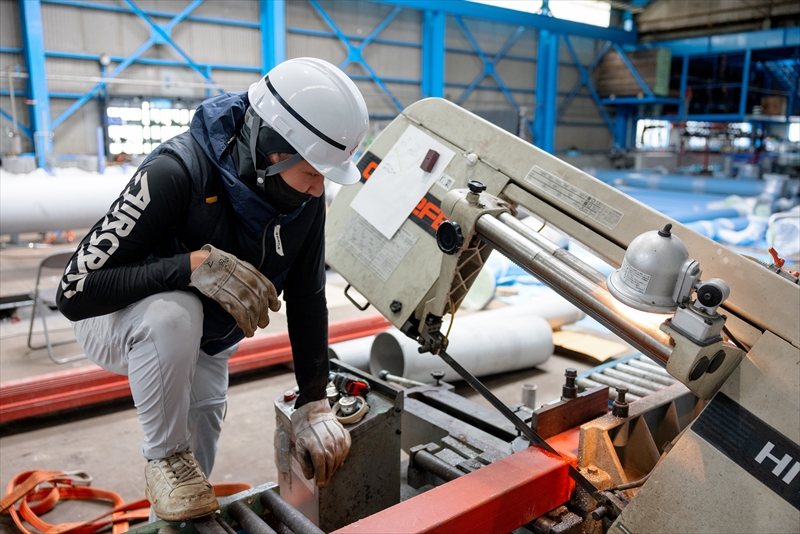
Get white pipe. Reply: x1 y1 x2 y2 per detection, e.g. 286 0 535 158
486 294 585 330
0 170 131 234
370 311 554 383
328 335 379 372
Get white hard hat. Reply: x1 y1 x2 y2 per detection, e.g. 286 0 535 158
248 58 369 186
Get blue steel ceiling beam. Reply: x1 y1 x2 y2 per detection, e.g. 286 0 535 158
421 10 445 98
124 0 221 93
560 36 614 135
261 0 285 73
20 0 51 168
370 0 636 43
453 17 525 109
41 0 259 29
309 0 404 112
611 43 653 98
45 50 261 72
51 0 220 130
641 27 800 56
51 39 152 130
557 41 611 116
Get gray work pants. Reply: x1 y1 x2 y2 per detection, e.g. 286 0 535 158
73 291 236 477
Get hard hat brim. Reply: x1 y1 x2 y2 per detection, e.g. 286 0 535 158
322 160 361 186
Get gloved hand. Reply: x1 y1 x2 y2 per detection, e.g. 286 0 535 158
190 244 281 337
291 399 351 487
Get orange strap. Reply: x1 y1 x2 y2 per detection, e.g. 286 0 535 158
3 469 252 534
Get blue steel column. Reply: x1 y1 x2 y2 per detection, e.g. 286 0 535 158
614 107 630 148
739 49 751 117
421 10 445 98
678 55 689 118
534 29 558 153
261 0 286 74
19 0 51 168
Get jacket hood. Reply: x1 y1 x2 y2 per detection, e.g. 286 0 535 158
189 91 307 236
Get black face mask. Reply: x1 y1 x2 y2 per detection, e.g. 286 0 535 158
234 111 312 214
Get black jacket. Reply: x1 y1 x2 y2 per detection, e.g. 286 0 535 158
57 92 329 407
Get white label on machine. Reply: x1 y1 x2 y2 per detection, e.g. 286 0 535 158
436 173 456 191
620 258 650 293
349 125 455 239
339 214 419 282
524 165 624 230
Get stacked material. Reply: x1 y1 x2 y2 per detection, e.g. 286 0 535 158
576 355 679 402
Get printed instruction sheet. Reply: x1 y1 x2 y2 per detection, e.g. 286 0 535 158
339 214 419 282
350 125 455 239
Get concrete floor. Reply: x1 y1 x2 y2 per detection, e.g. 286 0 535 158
0 236 604 531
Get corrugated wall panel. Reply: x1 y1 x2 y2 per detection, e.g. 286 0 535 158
170 21 261 67
0 53 24 77
42 4 150 57
50 98 101 155
0 0 21 48
192 0 259 22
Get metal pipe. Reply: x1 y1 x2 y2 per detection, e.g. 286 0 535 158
589 373 653 398
628 358 673 376
371 312 553 383
413 450 465 481
194 516 229 534
328 335 378 372
227 501 278 534
260 489 324 534
577 377 642 402
497 212 608 285
475 215 673 365
215 517 238 534
378 370 427 388
615 363 677 386
602 368 666 392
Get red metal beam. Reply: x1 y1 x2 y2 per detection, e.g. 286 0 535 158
0 315 390 424
333 429 580 534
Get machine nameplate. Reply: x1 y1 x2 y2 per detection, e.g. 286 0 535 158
693 392 800 510
524 165 624 230
620 258 650 293
338 214 419 283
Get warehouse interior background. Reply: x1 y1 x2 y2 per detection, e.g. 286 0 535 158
1 0 799 533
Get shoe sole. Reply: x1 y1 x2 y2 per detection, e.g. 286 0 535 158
146 488 219 522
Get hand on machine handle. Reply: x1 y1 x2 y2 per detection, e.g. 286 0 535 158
291 399 352 487
190 244 281 337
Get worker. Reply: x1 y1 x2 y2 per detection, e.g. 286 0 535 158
56 58 369 521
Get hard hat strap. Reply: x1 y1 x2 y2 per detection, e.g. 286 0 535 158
248 110 305 195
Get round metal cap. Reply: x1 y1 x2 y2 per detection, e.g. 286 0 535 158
607 226 690 313
339 395 360 416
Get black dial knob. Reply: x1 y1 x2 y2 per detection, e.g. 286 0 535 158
436 220 464 255
467 180 486 194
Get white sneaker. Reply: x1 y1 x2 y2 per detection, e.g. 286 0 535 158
145 449 218 521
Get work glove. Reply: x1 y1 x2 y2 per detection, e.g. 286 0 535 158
291 399 352 488
190 244 281 337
